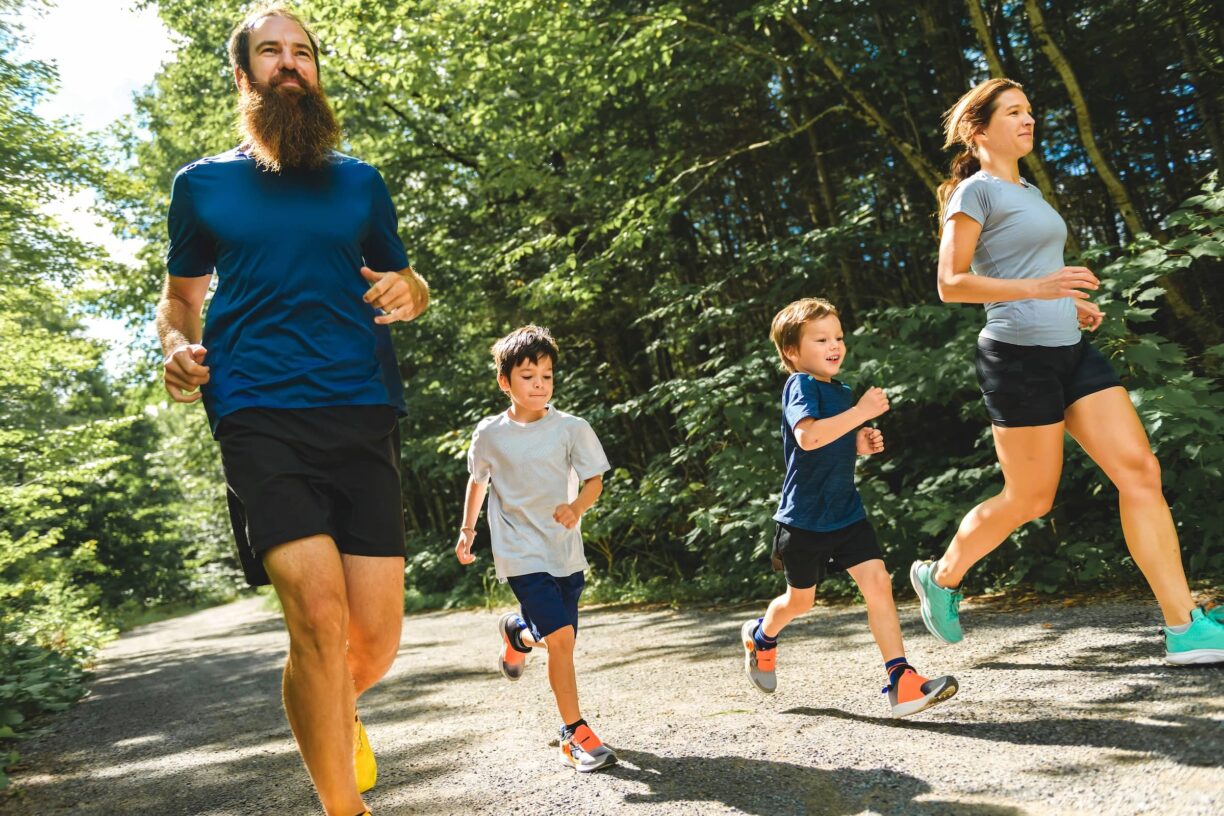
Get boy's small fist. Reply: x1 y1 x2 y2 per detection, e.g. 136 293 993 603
857 427 884 455
455 529 476 565
857 386 890 419
554 503 580 529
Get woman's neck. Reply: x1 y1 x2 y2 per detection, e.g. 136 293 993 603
977 151 1022 185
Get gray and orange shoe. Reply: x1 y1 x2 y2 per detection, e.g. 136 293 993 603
884 668 958 718
498 612 530 681
560 723 617 772
740 619 777 694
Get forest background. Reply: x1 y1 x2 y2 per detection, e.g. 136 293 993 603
2 0 1221 787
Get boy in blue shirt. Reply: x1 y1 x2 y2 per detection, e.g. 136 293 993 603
455 326 616 771
739 298 959 717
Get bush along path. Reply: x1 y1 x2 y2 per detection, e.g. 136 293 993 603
0 595 1220 815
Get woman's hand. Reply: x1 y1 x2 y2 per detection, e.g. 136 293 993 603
1075 298 1104 331
1030 266 1099 300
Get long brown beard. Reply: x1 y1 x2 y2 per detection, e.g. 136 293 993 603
237 77 340 172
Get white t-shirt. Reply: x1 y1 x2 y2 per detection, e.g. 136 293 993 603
467 406 610 581
945 170 1079 347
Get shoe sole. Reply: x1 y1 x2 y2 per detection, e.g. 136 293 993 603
498 613 527 681
740 619 776 694
891 676 959 718
910 561 958 645
1165 648 1224 665
561 749 618 772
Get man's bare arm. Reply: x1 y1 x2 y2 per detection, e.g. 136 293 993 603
156 274 212 403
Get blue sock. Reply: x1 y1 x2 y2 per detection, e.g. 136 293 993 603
885 656 911 687
753 618 778 652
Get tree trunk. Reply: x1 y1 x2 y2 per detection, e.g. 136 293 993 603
1022 0 1147 238
1173 6 1224 176
782 11 943 197
964 0 1080 256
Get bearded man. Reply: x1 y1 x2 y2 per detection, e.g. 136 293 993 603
155 6 426 815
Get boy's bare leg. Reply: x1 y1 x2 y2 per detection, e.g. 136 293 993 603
263 535 365 816
540 625 581 723
761 584 815 638
847 559 903 662
342 554 405 697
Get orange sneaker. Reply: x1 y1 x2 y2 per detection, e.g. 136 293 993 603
885 668 957 718
560 723 617 772
740 619 777 694
498 612 530 681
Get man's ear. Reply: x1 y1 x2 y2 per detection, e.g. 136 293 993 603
234 66 249 92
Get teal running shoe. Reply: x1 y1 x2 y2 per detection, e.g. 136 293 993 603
1206 605 1223 625
1165 607 1224 665
910 560 964 644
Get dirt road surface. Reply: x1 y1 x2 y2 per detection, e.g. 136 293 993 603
2 596 1221 815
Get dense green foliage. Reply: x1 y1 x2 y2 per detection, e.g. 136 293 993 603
3 0 1220 784
105 0 1220 603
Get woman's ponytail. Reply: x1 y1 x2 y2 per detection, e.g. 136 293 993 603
937 150 981 223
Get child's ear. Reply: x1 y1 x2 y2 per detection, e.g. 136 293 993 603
496 373 510 393
782 346 799 367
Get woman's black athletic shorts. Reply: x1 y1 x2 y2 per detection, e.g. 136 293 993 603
216 405 406 587
975 336 1122 428
771 518 884 590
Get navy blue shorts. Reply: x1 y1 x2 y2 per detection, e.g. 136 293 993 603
506 571 585 640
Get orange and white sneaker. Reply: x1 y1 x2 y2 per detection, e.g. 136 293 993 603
885 668 958 718
560 723 617 772
498 612 530 681
740 619 777 694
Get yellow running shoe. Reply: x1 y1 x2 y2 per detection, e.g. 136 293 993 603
355 713 377 793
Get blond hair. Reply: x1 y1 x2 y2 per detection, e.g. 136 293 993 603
770 298 839 373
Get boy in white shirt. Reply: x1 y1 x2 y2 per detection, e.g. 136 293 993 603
455 325 615 772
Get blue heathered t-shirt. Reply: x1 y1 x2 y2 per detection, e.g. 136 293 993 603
772 373 866 533
166 148 410 432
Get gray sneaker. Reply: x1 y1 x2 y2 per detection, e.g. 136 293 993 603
740 619 777 693
910 560 964 644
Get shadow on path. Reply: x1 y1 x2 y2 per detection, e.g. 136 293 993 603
610 749 1029 816
783 706 1222 767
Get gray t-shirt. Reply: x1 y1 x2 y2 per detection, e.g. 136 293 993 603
944 171 1079 347
467 406 610 581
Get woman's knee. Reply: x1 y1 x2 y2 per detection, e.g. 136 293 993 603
1112 450 1163 495
1001 489 1056 525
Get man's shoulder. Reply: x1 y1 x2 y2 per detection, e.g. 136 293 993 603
176 147 250 179
328 151 383 179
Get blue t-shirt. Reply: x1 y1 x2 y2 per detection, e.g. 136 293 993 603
773 373 866 533
166 148 410 432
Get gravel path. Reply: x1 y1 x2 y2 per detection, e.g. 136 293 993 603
2 595 1221 815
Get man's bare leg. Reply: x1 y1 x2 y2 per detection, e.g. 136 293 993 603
264 535 365 816
343 554 405 697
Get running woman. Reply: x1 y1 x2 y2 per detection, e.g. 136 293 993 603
910 78 1224 665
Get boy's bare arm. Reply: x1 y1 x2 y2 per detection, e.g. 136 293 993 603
554 474 603 530
455 476 488 564
793 387 889 451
